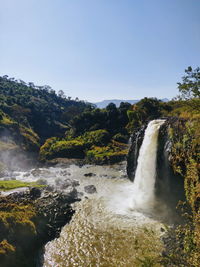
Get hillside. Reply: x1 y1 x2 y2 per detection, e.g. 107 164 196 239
0 76 91 144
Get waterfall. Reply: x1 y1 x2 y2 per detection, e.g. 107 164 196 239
130 119 165 211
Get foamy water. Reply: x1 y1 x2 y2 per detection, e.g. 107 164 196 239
42 120 167 267
2 120 170 266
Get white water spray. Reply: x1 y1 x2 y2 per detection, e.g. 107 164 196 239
130 119 165 211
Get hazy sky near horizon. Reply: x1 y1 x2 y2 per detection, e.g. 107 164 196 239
1 0 200 102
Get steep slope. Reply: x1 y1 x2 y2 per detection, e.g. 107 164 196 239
0 76 90 142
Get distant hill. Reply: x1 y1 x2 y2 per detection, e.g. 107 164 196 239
94 99 139 108
94 98 169 108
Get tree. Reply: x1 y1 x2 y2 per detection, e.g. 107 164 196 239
58 90 66 98
28 82 35 88
106 102 117 111
177 66 200 99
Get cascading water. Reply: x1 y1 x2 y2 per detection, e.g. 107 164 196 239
3 119 183 266
130 119 165 211
41 119 170 266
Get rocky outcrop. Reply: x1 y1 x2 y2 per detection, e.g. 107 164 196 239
155 118 185 218
0 187 81 267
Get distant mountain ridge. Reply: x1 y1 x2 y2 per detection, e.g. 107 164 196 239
94 98 169 108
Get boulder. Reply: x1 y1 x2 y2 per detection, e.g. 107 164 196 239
84 173 96 177
84 185 97 194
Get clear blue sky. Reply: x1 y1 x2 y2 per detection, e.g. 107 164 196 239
1 0 200 102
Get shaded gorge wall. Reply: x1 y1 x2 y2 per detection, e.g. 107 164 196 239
127 119 185 220
155 120 185 220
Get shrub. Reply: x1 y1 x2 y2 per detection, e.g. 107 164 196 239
86 141 128 164
51 140 85 159
79 129 110 146
39 137 58 161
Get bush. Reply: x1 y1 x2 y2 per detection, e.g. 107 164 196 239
86 141 128 164
79 129 110 146
40 130 111 161
51 140 85 159
39 137 58 161
40 138 85 160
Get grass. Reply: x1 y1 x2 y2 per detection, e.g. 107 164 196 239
0 180 44 191
0 116 14 125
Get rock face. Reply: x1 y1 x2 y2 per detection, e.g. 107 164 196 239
34 189 80 240
126 124 147 181
0 187 81 267
155 118 185 214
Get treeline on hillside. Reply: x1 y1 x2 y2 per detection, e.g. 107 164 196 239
39 97 174 163
0 67 199 164
0 74 173 157
0 76 92 144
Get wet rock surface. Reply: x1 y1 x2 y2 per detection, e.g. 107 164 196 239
84 185 97 194
34 189 80 239
44 158 85 168
31 168 52 177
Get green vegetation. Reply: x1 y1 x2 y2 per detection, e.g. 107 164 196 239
0 180 44 191
0 68 200 265
177 66 200 99
86 142 128 164
0 110 40 152
0 75 172 164
39 129 128 163
40 98 171 163
78 129 111 146
127 97 171 131
69 102 131 137
0 200 37 267
159 67 200 267
165 114 200 266
0 75 92 146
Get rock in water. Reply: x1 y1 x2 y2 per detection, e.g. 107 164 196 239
84 185 97 194
84 173 96 177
